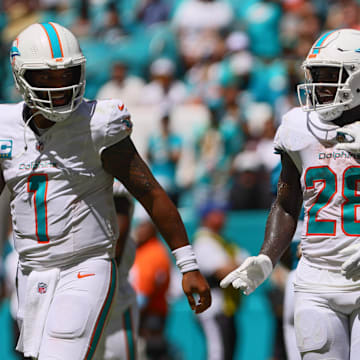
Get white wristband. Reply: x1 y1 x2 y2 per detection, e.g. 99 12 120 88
172 245 199 274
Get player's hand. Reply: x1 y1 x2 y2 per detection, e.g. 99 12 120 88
335 121 360 153
340 243 360 281
182 270 211 314
220 254 273 295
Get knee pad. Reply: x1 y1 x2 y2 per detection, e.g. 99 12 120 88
294 308 331 353
46 294 91 339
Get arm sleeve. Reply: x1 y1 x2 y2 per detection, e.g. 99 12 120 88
274 121 286 154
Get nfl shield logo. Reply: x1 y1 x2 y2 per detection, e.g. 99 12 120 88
38 282 47 294
36 141 44 152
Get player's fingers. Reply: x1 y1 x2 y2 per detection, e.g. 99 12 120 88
347 270 360 281
220 271 238 288
339 243 360 256
336 127 356 141
346 270 360 281
334 143 356 152
339 246 357 257
185 293 196 312
342 268 356 280
342 261 360 279
194 288 212 314
232 278 248 291
342 255 360 272
335 143 351 151
341 264 355 278
220 261 252 287
341 260 360 279
351 272 360 282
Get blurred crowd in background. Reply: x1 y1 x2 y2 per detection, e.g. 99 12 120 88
3 0 359 214
0 0 360 359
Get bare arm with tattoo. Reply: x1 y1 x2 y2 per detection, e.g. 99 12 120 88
101 137 211 313
102 137 190 250
221 152 303 294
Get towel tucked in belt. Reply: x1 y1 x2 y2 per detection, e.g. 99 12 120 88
16 268 60 358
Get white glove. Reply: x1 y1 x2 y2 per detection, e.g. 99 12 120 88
334 121 360 153
220 254 273 295
339 243 360 281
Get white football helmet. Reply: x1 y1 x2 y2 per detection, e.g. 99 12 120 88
10 22 86 122
297 29 360 122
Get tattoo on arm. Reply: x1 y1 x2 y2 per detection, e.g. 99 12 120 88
102 137 190 250
101 137 161 200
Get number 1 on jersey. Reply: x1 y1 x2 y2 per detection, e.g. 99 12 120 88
27 174 50 243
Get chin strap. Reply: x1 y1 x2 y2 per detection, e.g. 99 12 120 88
13 111 41 159
307 112 338 143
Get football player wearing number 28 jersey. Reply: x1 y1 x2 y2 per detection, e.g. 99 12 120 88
221 29 360 359
4 22 211 360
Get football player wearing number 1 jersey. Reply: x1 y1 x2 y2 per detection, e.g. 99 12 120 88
221 29 360 359
3 22 211 360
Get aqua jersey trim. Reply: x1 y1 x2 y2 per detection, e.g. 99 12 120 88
85 259 117 360
124 308 136 360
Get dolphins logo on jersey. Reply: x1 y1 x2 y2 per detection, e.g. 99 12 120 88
121 116 133 130
117 102 133 130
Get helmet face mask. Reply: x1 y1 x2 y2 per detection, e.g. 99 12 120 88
298 65 350 110
10 22 86 122
297 29 360 122
22 66 82 112
307 66 348 105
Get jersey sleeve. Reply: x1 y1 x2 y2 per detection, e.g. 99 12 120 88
274 107 314 153
273 108 295 154
274 124 284 153
92 100 133 156
273 107 310 173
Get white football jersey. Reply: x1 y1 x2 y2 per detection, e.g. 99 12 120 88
0 100 132 270
275 107 360 271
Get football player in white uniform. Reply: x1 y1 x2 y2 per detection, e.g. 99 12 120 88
221 29 360 359
4 22 211 360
